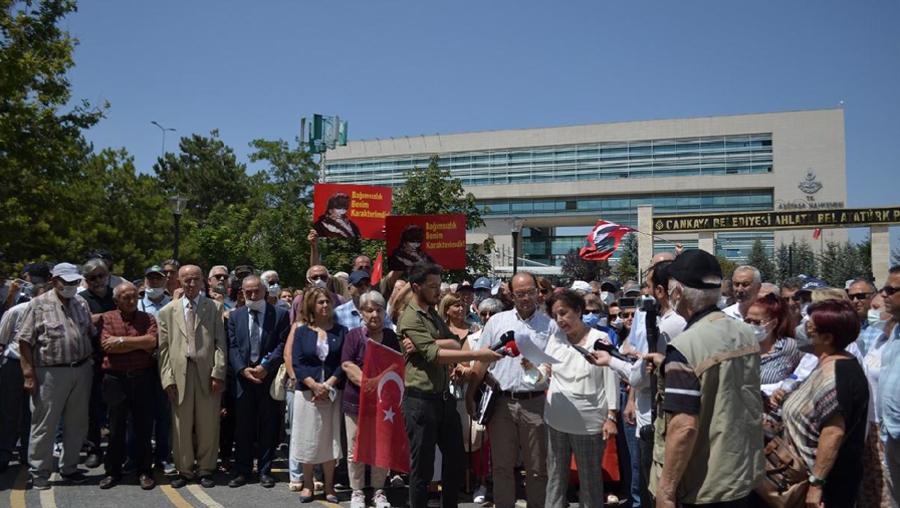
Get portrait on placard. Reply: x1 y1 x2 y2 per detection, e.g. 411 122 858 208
386 214 467 271
313 183 392 240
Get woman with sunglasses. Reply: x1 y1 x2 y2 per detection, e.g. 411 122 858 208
745 294 802 388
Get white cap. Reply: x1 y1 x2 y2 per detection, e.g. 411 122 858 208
570 280 592 294
51 263 83 283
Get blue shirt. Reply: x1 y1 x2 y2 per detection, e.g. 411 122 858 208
139 294 171 319
878 325 900 439
858 324 884 357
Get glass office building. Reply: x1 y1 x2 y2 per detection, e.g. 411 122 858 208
324 109 847 273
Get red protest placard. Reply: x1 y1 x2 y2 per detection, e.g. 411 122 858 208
385 214 467 271
313 183 392 240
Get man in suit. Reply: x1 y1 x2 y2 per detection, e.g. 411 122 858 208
226 275 290 488
157 265 227 489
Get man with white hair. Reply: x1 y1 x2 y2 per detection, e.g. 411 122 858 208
757 282 780 299
649 250 764 507
723 265 761 321
207 265 231 309
259 270 285 308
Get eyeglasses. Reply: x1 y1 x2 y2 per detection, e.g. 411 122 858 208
744 318 771 327
211 273 228 280
309 274 328 281
512 288 538 299
85 273 107 282
882 285 900 297
621 311 634 318
847 292 873 301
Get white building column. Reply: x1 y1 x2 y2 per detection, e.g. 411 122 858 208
871 225 890 286
637 206 653 282
698 231 715 255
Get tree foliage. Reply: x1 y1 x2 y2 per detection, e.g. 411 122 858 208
746 239 775 282
613 234 638 282
561 249 611 282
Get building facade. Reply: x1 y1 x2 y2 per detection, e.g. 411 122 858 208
324 108 847 274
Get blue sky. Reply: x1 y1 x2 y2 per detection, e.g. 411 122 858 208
65 0 899 247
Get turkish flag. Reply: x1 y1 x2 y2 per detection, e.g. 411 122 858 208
812 228 822 240
355 339 410 472
371 251 383 285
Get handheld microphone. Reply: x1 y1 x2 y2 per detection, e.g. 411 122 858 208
502 341 520 357
593 339 636 363
490 330 516 352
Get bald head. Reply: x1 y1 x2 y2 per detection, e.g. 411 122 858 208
178 265 203 299
651 251 675 266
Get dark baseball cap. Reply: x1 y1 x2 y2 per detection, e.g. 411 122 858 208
144 265 166 277
666 249 723 289
600 279 620 293
457 281 474 292
349 270 371 285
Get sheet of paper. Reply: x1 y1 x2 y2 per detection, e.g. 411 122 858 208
515 333 560 365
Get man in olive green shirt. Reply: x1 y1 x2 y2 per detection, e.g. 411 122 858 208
397 262 500 508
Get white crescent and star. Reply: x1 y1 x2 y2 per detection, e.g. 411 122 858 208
376 371 404 423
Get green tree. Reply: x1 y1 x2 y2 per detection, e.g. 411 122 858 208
817 241 870 287
717 255 737 281
775 240 816 282
746 239 775 282
613 234 638 281
0 0 106 274
561 249 611 282
392 155 492 279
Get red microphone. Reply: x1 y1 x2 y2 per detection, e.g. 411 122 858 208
502 341 520 357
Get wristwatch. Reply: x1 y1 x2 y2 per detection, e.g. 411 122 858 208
808 474 826 487
607 414 617 422
117 337 124 347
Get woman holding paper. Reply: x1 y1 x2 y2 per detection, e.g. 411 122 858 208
543 289 619 508
287 287 347 503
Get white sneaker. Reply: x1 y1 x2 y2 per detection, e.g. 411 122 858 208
473 484 487 503
350 490 366 508
374 489 391 508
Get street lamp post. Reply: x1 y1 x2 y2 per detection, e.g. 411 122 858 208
169 195 188 260
151 120 176 157
510 217 525 275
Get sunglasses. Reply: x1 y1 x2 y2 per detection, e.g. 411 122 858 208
621 311 634 318
882 286 900 297
847 292 872 301
85 273 107 282
309 274 329 281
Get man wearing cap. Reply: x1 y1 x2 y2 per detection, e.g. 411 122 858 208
456 282 480 326
722 265 761 321
570 280 592 295
335 270 393 330
473 276 493 309
157 265 228 489
139 265 175 473
649 250 763 507
16 263 95 489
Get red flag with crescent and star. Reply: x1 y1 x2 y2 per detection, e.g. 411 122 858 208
579 219 636 261
355 339 410 472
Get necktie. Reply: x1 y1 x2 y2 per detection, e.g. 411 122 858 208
249 309 261 363
185 300 197 359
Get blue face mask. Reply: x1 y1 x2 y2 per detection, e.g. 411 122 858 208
582 313 600 328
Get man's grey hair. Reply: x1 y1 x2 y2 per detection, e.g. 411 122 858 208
112 281 136 300
848 278 876 292
306 265 329 279
478 298 504 315
208 265 228 278
260 270 279 283
668 279 720 311
359 290 386 310
759 282 780 296
733 265 761 285
83 258 108 274
241 274 261 288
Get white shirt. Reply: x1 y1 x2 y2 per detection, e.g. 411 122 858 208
481 308 558 392
181 294 202 322
0 301 30 359
723 303 743 320
628 309 686 429
543 328 618 435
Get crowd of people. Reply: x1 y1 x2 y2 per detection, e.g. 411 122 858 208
1 238 899 508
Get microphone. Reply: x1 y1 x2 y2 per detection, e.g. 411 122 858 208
490 330 516 352
593 339 636 363
502 341 520 358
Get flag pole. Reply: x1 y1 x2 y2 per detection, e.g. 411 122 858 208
629 227 681 247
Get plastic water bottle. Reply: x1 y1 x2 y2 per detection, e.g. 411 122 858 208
779 374 800 393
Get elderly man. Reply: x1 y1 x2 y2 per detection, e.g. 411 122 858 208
847 278 877 330
878 266 900 505
335 270 374 330
161 259 181 297
97 282 158 490
467 271 559 508
722 265 761 321
157 265 228 489
16 263 94 489
758 282 780 299
207 265 231 308
649 250 763 507
226 275 290 488
0 283 48 472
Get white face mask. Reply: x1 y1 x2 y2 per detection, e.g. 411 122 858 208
717 295 728 309
600 291 611 304
309 278 327 289
246 298 266 312
750 323 769 342
267 283 281 297
868 308 888 330
58 285 78 299
145 286 165 300
334 208 347 216
408 242 422 250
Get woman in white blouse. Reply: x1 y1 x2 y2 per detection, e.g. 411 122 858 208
542 289 619 508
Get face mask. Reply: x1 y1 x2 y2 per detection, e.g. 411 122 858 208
408 242 421 250
58 285 78 299
750 323 769 342
800 303 810 319
868 309 888 330
334 208 347 216
145 286 165 300
309 278 327 289
582 313 599 328
246 298 266 312
267 283 281 297
600 291 611 303
717 295 728 309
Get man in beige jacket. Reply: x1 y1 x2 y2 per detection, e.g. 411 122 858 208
157 265 227 489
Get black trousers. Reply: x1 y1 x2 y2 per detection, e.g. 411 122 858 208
233 377 281 476
101 369 154 477
219 375 237 465
402 391 463 508
0 357 30 463
638 425 654 508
